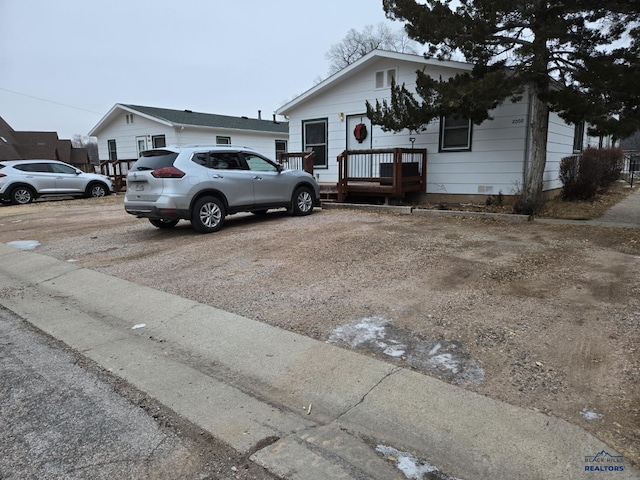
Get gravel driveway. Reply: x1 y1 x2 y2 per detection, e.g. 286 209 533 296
1 195 638 466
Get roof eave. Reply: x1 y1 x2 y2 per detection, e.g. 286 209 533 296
276 49 473 115
88 104 173 136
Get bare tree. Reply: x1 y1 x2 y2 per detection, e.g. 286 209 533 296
326 23 418 75
71 134 99 164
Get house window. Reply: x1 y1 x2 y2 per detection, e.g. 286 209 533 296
275 139 287 159
107 139 117 161
152 135 166 148
387 69 396 86
573 121 585 152
375 71 385 88
216 136 231 145
303 119 328 168
440 115 472 151
125 114 134 124
375 69 397 88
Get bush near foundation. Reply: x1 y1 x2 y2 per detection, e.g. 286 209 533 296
559 147 624 200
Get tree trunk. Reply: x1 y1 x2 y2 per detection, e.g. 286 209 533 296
523 93 549 209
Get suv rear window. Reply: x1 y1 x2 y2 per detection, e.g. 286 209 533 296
132 150 179 171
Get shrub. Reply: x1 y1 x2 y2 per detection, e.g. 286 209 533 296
559 147 623 200
597 147 624 189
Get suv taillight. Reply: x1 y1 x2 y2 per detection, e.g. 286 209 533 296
151 167 185 178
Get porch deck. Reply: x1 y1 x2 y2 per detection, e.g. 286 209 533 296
281 148 427 203
336 148 427 202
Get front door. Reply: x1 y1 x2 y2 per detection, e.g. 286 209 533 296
136 136 148 157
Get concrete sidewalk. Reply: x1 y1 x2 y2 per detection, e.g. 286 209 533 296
1 244 638 480
537 184 640 228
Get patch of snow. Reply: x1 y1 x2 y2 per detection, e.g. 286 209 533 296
6 240 40 250
131 323 146 330
581 408 603 420
428 343 442 356
376 445 463 480
429 353 459 373
329 316 389 347
382 343 406 358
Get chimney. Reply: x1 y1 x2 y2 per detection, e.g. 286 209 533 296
258 110 262 120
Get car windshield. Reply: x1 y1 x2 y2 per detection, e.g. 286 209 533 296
133 150 178 171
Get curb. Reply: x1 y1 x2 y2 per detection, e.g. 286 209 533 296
322 202 531 222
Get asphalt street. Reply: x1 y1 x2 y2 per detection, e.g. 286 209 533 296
0 306 275 480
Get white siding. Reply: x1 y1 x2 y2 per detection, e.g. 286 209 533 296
95 111 288 161
284 55 589 196
286 57 531 195
173 128 287 160
96 113 176 161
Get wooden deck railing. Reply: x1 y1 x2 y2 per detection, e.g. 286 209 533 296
99 159 136 192
277 151 316 175
337 148 427 202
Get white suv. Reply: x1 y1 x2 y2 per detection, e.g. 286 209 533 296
0 159 115 205
124 145 320 233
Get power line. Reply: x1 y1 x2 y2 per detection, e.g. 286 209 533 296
0 87 104 115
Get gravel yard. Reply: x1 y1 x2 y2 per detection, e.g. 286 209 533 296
1 195 638 466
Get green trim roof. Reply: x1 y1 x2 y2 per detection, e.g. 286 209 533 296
122 105 288 134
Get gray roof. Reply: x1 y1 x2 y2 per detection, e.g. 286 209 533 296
122 104 288 134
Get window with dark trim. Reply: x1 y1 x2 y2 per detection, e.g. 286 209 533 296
439 115 472 151
107 139 117 161
573 121 585 152
275 139 287 157
152 135 166 148
303 119 328 168
216 136 231 145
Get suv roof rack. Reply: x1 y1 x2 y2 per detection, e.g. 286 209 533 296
176 144 258 150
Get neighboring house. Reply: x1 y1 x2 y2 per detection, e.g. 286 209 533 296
0 116 90 170
89 104 289 163
277 50 603 201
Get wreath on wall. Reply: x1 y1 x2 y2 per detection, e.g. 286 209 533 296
353 122 368 143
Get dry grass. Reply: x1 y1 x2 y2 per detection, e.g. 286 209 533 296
410 180 635 220
537 181 634 220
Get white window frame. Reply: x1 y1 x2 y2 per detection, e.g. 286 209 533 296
107 139 117 161
216 136 231 145
302 119 328 168
375 68 397 89
439 115 472 152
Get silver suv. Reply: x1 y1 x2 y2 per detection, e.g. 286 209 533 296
0 159 115 205
124 145 320 233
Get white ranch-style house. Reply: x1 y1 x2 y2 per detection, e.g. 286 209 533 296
89 104 289 189
277 50 604 202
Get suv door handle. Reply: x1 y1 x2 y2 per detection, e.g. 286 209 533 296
253 176 262 180
212 174 224 179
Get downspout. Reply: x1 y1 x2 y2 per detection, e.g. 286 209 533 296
522 87 533 190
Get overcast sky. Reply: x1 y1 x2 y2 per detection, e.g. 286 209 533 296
0 0 404 138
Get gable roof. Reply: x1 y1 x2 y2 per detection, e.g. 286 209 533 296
277 49 473 115
89 104 288 136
